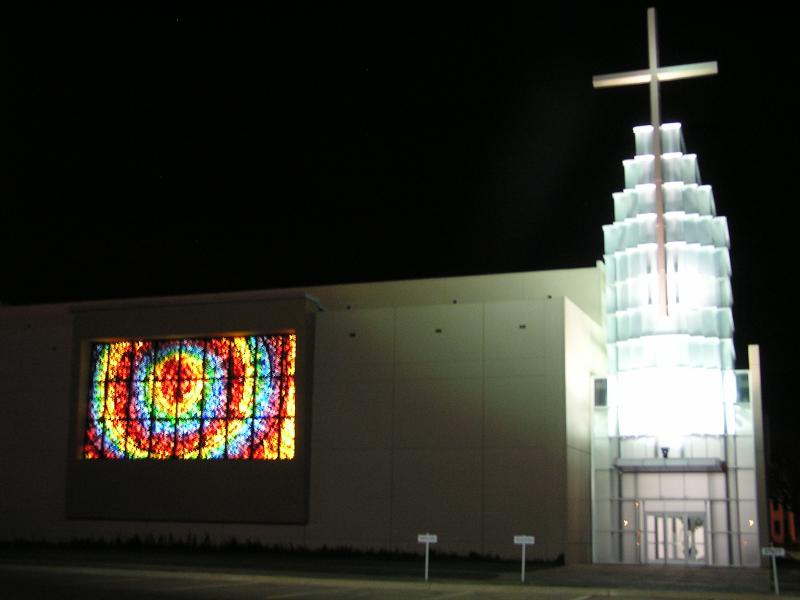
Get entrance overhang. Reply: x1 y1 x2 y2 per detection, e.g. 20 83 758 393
615 458 725 473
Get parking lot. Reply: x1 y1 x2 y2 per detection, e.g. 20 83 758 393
2 559 796 600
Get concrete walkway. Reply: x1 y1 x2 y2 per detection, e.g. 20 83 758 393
522 563 784 594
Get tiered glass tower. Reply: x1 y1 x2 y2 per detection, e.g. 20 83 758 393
603 122 736 443
591 123 762 566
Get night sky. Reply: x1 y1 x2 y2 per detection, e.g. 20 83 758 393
5 4 798 489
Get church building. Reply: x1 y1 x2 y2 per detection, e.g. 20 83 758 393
0 8 767 567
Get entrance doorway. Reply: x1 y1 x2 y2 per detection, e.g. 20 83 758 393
645 512 706 564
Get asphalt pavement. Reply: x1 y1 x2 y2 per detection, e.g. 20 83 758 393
1 546 798 600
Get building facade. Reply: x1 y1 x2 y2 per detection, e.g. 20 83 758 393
592 123 767 566
0 119 768 564
0 268 607 563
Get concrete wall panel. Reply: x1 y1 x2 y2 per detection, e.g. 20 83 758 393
394 376 482 449
306 449 392 547
391 448 483 553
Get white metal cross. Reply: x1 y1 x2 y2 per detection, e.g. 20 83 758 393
593 7 718 316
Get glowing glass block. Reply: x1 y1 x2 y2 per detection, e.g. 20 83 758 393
604 124 735 437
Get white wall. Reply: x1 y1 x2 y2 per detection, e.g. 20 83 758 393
0 267 603 562
0 304 73 540
564 299 607 562
310 297 595 560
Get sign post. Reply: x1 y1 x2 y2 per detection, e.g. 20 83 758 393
514 535 535 583
417 533 438 581
762 546 786 595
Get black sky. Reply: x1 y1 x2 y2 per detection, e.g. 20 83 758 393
4 3 798 474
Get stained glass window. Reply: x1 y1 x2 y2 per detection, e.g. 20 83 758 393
83 334 296 460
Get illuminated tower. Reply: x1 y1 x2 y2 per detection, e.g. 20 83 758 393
602 122 735 444
590 8 763 566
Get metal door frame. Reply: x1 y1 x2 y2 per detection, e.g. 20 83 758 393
645 511 707 565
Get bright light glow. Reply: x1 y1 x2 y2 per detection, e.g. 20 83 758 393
658 436 683 453
748 519 755 527
609 367 728 436
604 123 734 439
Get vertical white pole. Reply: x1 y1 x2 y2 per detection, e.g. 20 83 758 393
647 7 668 317
424 541 430 582
521 543 526 583
773 555 780 595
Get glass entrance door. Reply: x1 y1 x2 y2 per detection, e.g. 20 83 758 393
645 512 706 564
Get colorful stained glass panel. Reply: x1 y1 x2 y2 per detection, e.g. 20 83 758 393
83 334 296 461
